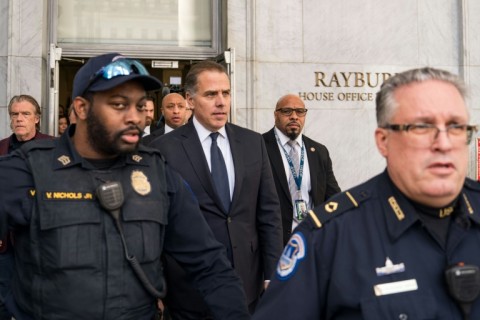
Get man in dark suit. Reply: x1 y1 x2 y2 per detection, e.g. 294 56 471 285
263 94 341 245
150 61 283 319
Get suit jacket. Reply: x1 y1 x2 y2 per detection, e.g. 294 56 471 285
150 121 283 310
141 120 165 145
263 128 341 245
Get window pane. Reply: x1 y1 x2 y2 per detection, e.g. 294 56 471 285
58 0 212 48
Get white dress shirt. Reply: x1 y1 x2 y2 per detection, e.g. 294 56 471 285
164 124 174 134
142 125 151 137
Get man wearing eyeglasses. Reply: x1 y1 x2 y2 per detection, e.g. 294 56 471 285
263 94 340 245
0 53 249 320
253 67 480 320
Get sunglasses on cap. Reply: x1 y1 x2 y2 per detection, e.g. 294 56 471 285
83 58 150 95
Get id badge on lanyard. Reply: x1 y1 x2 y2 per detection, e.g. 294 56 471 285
294 191 307 222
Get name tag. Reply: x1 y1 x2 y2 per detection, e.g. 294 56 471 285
373 279 418 296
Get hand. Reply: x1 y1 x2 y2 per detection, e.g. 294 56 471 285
156 299 164 320
264 280 270 290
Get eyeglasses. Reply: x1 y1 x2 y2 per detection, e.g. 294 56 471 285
275 108 308 117
84 58 149 95
382 123 478 145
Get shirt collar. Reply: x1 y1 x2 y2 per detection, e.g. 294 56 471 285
377 171 421 241
378 170 480 240
193 116 227 142
164 124 174 134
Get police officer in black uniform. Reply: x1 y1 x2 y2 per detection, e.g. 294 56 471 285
0 53 250 320
253 67 480 320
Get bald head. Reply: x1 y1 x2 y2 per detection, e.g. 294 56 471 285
274 94 308 140
276 94 304 109
161 93 187 129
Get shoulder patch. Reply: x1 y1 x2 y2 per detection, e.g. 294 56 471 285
276 231 306 280
310 189 371 228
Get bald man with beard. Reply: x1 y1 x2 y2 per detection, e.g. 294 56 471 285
263 94 340 245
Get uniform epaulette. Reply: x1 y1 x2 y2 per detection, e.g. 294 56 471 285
138 144 161 155
306 188 371 229
135 145 166 163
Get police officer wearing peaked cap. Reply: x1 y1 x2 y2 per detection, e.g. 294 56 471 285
253 67 480 320
0 52 250 320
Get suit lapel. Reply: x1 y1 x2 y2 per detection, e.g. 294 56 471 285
265 129 291 201
304 136 322 204
226 124 244 213
181 123 224 212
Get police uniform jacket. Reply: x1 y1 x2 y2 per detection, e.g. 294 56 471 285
253 170 480 320
0 126 249 320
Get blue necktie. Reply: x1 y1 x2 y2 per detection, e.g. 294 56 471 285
210 132 231 213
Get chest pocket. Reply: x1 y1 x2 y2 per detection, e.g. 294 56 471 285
38 200 102 269
361 291 437 320
122 199 168 263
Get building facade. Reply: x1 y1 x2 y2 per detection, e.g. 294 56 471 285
1 0 480 189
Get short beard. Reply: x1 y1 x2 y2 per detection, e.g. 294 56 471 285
286 130 300 140
86 106 141 156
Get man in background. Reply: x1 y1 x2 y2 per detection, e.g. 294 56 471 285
263 94 340 245
142 96 156 137
0 95 52 153
0 94 53 320
142 93 188 144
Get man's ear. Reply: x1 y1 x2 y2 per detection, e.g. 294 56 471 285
375 127 389 157
73 97 90 121
186 93 195 110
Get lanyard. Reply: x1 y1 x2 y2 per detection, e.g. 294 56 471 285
275 131 305 191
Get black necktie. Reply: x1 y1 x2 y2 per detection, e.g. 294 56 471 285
210 132 231 213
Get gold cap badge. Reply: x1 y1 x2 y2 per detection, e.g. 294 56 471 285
57 155 71 166
132 155 143 163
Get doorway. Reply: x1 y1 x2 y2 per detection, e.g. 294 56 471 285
58 57 192 125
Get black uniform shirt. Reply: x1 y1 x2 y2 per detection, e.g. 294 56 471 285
0 126 250 320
